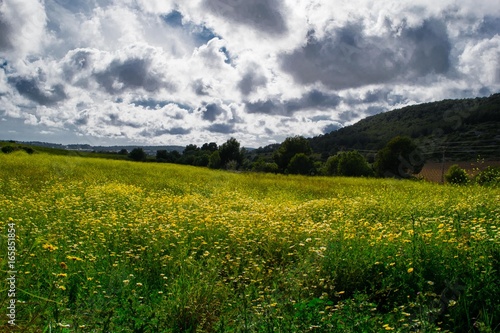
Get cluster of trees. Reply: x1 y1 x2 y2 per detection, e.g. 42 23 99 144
128 138 246 170
1 145 35 154
128 135 426 179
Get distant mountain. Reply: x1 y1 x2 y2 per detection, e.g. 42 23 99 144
308 93 500 161
8 142 185 155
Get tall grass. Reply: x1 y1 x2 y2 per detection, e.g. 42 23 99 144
1 152 499 332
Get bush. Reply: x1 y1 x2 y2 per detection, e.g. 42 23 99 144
128 148 147 162
445 165 469 185
1 145 15 154
252 159 279 173
208 151 221 169
374 136 425 178
286 153 315 175
21 146 35 154
325 155 340 176
274 136 312 172
475 166 500 187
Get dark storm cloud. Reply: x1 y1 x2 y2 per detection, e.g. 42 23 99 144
323 123 343 134
245 99 280 114
131 99 191 111
105 113 142 128
238 70 267 96
245 90 341 115
207 123 235 133
0 16 12 50
203 0 287 35
9 77 67 106
284 90 341 113
140 127 192 137
477 16 500 36
403 20 451 76
280 20 451 90
52 0 103 16
192 79 211 96
360 90 390 104
338 110 358 123
201 103 226 122
94 58 171 94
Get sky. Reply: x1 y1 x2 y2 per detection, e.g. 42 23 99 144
1 0 499 148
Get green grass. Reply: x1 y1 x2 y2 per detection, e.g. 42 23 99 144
1 152 499 332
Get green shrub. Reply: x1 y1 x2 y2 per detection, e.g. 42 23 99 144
1 145 15 154
475 166 500 187
128 147 147 161
445 165 469 185
208 151 221 169
286 153 315 175
21 146 35 154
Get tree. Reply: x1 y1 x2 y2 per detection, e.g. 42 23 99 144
208 151 221 169
445 165 469 185
118 149 128 155
1 146 14 154
252 158 279 173
219 137 242 167
325 155 340 176
183 144 199 155
374 136 424 178
274 136 312 172
156 150 169 162
326 151 373 177
286 153 315 175
129 147 147 162
201 142 218 152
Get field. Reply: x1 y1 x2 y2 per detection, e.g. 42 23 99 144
1 152 499 332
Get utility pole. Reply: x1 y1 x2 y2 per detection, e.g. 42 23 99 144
440 146 446 184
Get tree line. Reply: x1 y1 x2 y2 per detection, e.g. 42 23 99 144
127 135 426 179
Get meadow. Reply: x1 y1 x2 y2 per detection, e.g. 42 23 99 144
1 152 499 332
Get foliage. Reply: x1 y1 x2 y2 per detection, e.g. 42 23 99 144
208 150 221 169
252 158 279 173
445 164 470 185
1 153 499 332
1 145 35 154
308 93 500 160
286 153 315 175
475 166 500 187
325 151 373 177
201 142 218 152
374 136 425 178
274 136 312 172
2 145 14 153
219 137 243 168
128 147 147 161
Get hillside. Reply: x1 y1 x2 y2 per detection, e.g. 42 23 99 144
308 93 500 161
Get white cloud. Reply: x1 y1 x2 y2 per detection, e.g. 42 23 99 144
0 0 47 59
0 0 499 147
459 36 500 87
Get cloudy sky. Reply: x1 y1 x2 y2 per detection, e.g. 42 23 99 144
1 0 499 148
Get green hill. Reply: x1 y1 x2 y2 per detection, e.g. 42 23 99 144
308 93 500 161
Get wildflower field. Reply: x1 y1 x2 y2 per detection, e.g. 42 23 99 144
1 152 499 332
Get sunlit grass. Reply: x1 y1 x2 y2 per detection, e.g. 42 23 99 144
1 151 499 332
